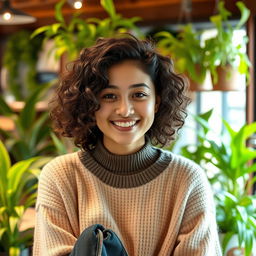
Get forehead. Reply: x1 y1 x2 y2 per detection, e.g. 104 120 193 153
107 60 154 89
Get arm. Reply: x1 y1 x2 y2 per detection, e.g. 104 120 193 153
33 158 79 256
173 168 222 256
33 204 76 256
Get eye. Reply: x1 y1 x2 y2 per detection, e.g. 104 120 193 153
132 92 148 99
101 93 117 101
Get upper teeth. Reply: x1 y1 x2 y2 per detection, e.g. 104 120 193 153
113 121 136 127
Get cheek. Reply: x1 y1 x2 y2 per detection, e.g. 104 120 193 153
139 101 156 118
95 104 111 123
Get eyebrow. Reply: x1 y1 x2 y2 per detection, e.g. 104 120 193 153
106 83 151 89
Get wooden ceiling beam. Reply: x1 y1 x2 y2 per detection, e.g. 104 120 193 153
0 0 243 35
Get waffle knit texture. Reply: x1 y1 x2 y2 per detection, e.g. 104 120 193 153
33 141 222 256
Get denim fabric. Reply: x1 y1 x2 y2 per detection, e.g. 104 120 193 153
69 224 128 256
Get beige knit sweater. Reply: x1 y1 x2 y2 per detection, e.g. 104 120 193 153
33 142 222 256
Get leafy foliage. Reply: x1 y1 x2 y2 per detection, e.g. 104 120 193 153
0 140 48 255
205 1 251 83
155 25 208 84
3 30 44 101
155 1 251 88
0 84 55 162
31 0 142 61
181 109 256 256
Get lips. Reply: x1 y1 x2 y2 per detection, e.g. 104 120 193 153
112 120 136 128
110 120 139 131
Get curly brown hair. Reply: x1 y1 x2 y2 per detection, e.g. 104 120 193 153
50 34 190 151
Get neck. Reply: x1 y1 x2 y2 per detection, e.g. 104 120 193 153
103 137 145 155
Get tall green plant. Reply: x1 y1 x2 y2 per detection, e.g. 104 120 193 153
181 110 256 256
31 0 142 61
0 84 55 162
3 30 44 101
0 140 43 255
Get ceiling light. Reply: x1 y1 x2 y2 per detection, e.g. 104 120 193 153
68 0 83 10
0 0 36 25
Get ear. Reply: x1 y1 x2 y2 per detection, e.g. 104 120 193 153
155 96 161 113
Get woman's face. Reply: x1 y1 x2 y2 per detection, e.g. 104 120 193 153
95 60 160 155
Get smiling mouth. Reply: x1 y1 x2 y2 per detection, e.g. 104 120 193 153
111 120 138 128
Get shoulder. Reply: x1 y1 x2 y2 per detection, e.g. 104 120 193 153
159 148 209 185
39 151 83 183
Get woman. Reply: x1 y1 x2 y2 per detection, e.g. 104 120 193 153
33 35 221 256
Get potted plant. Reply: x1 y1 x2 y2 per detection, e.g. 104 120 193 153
2 30 44 101
0 83 56 162
181 109 256 256
31 0 143 62
0 140 48 256
204 1 251 90
155 25 212 91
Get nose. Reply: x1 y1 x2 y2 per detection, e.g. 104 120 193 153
115 99 134 117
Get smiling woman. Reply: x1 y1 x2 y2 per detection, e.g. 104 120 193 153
33 34 222 256
95 60 159 155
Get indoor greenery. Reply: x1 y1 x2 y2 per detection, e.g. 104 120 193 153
3 30 44 101
181 109 256 256
0 84 56 162
204 1 251 84
155 25 208 86
155 1 250 89
0 140 45 255
31 0 143 61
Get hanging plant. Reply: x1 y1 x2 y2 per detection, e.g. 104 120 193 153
205 1 251 87
3 30 44 101
31 0 143 61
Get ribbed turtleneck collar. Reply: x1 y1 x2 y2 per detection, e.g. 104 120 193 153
91 139 159 174
78 140 172 188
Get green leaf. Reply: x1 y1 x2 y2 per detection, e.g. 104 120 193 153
221 232 234 254
55 0 66 24
244 230 254 256
0 95 14 116
0 227 6 239
9 216 19 233
236 205 248 223
28 112 50 151
19 87 44 130
236 2 250 29
14 205 25 218
8 157 38 192
52 23 62 34
0 140 11 197
101 0 116 19
9 247 20 256
51 133 68 155
30 25 51 38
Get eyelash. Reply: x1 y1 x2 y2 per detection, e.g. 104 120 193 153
132 92 148 99
102 94 117 100
101 92 148 102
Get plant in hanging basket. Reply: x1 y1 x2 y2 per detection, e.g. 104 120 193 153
204 1 251 90
155 25 212 91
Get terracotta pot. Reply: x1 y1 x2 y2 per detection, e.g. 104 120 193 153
188 70 213 91
182 64 213 91
219 234 256 256
212 65 243 91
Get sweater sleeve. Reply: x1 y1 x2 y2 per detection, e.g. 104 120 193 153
33 157 78 256
172 165 222 256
